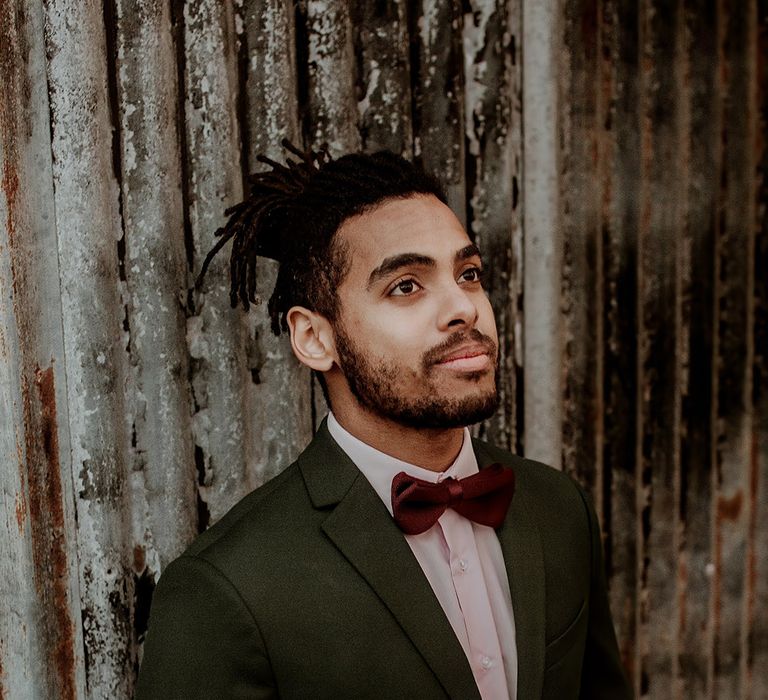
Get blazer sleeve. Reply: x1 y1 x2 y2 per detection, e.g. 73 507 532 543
135 555 276 700
577 485 634 700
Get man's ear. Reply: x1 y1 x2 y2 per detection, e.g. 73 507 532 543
286 306 336 372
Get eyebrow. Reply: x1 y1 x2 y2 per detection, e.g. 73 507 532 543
366 243 482 290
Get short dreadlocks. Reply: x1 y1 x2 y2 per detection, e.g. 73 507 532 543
195 140 447 335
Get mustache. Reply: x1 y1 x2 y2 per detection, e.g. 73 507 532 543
422 329 498 368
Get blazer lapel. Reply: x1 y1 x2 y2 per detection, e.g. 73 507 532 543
475 441 546 700
299 421 481 700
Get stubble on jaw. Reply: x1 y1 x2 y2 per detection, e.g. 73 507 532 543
333 324 501 430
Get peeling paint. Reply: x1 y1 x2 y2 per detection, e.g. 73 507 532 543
305 0 361 153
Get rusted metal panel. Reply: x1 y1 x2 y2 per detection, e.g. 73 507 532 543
748 3 768 695
601 0 641 689
181 0 252 525
43 0 136 693
462 0 524 452
560 0 603 508
352 0 413 156
522 0 563 468
0 7 48 698
411 0 466 221
636 2 687 696
712 3 758 698
678 1 719 696
240 0 313 484
1 3 86 697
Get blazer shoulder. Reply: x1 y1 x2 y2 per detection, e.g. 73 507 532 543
183 459 306 559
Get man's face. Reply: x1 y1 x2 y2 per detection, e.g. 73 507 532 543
329 194 500 429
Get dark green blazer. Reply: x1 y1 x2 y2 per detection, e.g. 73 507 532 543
136 420 631 699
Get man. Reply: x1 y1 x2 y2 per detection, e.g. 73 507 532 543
136 143 631 699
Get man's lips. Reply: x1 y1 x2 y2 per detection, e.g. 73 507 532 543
434 344 493 371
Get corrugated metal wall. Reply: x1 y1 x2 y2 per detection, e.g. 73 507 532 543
0 1 765 698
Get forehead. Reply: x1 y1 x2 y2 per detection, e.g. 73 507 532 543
336 195 473 273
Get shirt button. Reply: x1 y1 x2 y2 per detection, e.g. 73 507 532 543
458 558 468 572
480 656 493 670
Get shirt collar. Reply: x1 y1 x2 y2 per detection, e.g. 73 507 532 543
326 411 479 516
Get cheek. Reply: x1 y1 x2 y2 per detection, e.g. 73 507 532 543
353 315 427 364
477 296 498 338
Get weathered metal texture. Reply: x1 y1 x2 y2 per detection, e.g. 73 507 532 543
749 5 768 698
111 0 199 659
0 4 86 698
239 0 313 483
303 0 361 155
712 3 758 697
678 0 719 696
1 1 767 698
181 0 252 525
43 0 135 695
411 0 467 221
463 0 524 452
351 0 413 156
636 2 687 695
560 0 604 509
556 0 768 698
522 0 563 467
601 0 641 684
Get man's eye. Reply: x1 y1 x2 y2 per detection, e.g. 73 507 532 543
459 267 484 283
389 278 420 296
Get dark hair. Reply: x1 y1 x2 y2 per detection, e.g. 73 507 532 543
195 140 447 335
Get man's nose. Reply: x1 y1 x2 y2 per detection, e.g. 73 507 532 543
437 282 479 330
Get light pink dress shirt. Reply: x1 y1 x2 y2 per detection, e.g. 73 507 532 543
327 412 518 700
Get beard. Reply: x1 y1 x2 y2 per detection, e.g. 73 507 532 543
333 323 500 430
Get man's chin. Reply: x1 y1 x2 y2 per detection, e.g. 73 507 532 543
375 389 500 430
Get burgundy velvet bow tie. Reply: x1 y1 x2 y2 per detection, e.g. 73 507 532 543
391 464 516 535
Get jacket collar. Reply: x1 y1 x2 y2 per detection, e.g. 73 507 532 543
298 419 545 700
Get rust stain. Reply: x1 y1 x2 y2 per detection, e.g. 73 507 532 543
14 490 27 533
22 366 77 700
133 545 146 574
716 490 743 521
0 1 20 254
1 160 18 245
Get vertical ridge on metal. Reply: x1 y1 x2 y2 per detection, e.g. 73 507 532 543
0 1 86 697
522 0 563 468
304 0 361 155
43 0 133 694
112 0 198 635
182 0 251 525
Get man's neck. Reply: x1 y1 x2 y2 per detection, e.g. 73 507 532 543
329 406 465 472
